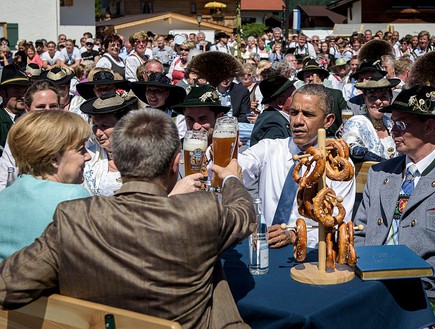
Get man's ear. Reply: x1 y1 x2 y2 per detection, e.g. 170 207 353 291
323 113 335 129
171 151 181 175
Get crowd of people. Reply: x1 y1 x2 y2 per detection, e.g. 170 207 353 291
0 25 434 328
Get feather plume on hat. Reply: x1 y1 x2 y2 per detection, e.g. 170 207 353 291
358 39 393 63
187 51 243 87
408 52 435 88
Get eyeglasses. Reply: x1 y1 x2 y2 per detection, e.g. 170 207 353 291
179 48 189 51
312 39 319 43
135 40 147 45
392 119 408 131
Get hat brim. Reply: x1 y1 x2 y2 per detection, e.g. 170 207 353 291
261 79 296 104
296 67 329 82
76 80 130 100
350 68 387 81
0 78 30 87
80 96 138 115
355 78 401 91
172 102 230 114
130 81 186 108
40 71 74 86
380 101 435 116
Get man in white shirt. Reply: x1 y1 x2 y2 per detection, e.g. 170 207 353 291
210 32 230 53
238 84 355 248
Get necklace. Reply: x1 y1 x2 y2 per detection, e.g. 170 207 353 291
372 118 384 130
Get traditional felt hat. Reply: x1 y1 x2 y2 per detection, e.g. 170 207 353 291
76 70 130 100
130 72 186 107
259 74 296 104
215 32 230 40
296 59 329 81
187 51 243 87
172 85 230 114
40 67 74 85
0 64 30 87
408 52 435 89
80 92 138 116
355 76 401 91
350 59 387 81
25 63 42 79
329 57 348 70
380 85 435 117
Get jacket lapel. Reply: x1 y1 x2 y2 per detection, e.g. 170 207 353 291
379 158 405 225
402 169 435 218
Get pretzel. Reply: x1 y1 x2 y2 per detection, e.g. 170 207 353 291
326 156 354 181
336 222 349 265
338 139 350 159
293 218 307 262
292 147 326 188
297 183 318 220
326 139 345 158
326 227 337 269
347 221 357 266
313 187 346 227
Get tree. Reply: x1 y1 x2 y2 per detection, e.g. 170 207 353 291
242 23 268 39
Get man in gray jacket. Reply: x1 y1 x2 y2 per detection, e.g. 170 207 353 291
354 85 435 268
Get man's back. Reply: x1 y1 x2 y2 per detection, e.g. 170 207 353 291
0 179 255 328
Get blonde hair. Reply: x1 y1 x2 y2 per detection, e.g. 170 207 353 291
9 111 91 178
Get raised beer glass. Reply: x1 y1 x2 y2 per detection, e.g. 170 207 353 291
183 130 208 176
211 117 238 191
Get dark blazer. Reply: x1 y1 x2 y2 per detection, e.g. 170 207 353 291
325 87 346 137
353 155 435 268
228 82 251 123
250 107 291 146
0 108 13 154
0 178 255 329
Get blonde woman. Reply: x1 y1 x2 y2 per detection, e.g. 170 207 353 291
167 41 195 85
0 110 91 261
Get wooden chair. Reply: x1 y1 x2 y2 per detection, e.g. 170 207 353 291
354 161 378 194
0 294 182 329
353 161 378 216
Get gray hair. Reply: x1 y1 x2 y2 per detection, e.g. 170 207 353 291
293 84 333 116
112 109 181 180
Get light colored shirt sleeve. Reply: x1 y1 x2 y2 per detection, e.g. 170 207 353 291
0 140 17 191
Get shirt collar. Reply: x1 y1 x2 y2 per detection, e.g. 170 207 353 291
406 149 435 176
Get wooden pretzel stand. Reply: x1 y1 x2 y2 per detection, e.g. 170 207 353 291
290 129 355 285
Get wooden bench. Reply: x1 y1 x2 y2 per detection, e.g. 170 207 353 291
0 294 182 329
353 161 378 216
355 161 378 194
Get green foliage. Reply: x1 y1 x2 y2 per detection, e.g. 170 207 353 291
241 23 268 39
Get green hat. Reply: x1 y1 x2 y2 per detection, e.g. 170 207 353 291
380 85 435 117
259 74 296 104
172 85 230 114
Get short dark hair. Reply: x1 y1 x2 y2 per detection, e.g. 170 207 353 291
112 109 181 180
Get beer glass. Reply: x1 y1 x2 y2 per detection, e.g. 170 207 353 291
183 130 208 176
211 117 238 190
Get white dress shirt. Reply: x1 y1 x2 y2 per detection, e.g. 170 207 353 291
238 137 356 247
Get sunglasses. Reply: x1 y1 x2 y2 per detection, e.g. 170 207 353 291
179 48 189 51
391 119 409 131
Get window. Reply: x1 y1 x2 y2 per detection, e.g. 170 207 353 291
60 0 74 6
141 1 153 14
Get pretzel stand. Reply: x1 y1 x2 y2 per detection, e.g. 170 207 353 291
290 129 355 285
